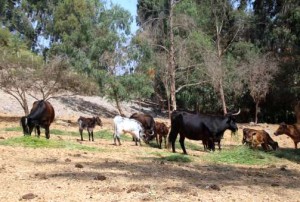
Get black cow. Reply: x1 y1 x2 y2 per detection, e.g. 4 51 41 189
130 113 156 142
168 110 240 154
77 116 102 141
20 100 55 139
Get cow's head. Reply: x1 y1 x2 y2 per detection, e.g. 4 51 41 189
95 116 103 127
242 128 255 144
274 122 287 136
20 116 30 135
225 109 240 132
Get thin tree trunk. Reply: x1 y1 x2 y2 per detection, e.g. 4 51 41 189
219 79 227 115
169 0 176 111
255 102 259 124
113 88 124 116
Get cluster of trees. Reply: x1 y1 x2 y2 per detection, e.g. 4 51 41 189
0 0 299 123
133 0 300 123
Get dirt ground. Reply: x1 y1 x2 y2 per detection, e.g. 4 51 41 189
0 117 300 202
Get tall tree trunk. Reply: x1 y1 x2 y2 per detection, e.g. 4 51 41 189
255 101 259 124
169 0 176 111
113 88 124 116
219 79 227 115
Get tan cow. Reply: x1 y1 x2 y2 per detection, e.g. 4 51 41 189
243 128 279 150
274 123 300 149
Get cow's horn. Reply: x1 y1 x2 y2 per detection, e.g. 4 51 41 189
232 109 241 116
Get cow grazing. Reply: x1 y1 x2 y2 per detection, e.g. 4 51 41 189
113 115 146 146
155 122 169 149
168 110 240 154
20 100 55 139
243 128 279 151
130 113 156 141
77 116 102 141
274 123 300 149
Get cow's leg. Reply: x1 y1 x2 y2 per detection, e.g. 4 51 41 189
294 142 298 149
117 136 121 146
36 126 41 138
217 140 221 150
208 138 215 151
45 126 50 139
179 134 187 155
159 135 162 149
202 139 207 151
88 130 91 141
168 128 178 153
164 136 167 149
91 130 94 141
135 136 138 146
79 128 84 141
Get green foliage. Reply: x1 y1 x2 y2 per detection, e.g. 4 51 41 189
161 154 192 163
4 127 22 132
0 136 102 152
206 146 277 165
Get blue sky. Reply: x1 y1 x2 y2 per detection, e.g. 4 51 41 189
109 0 139 34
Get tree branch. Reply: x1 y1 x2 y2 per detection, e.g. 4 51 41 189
175 81 208 93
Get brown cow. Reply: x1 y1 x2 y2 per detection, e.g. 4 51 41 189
78 116 102 141
130 113 156 141
20 100 55 139
243 128 279 151
155 122 169 149
274 123 300 149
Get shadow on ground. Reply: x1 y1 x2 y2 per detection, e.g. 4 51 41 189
58 97 117 118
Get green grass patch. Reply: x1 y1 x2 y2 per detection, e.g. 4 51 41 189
0 136 103 152
4 126 22 132
206 146 277 165
161 154 192 163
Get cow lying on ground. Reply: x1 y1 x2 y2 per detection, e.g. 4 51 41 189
243 128 279 150
77 116 102 141
168 109 240 154
113 115 146 146
20 100 55 139
155 122 169 149
274 123 300 149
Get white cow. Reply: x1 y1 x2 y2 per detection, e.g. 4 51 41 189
113 115 146 146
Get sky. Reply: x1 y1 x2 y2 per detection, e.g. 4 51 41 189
109 0 139 34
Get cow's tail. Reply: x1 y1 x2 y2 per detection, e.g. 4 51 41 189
167 113 182 150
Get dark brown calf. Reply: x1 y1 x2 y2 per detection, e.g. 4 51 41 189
155 122 169 149
274 123 300 149
77 116 102 141
243 128 279 151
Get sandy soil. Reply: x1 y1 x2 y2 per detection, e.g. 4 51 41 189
0 118 300 202
0 91 300 201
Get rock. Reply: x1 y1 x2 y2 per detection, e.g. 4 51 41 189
271 183 280 187
21 193 37 200
75 163 83 168
65 158 72 162
206 184 221 191
94 174 106 181
280 165 287 171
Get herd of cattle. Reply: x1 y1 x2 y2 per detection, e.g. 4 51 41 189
19 100 300 154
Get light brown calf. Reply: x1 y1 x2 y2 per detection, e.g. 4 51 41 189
274 123 300 149
243 128 279 150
